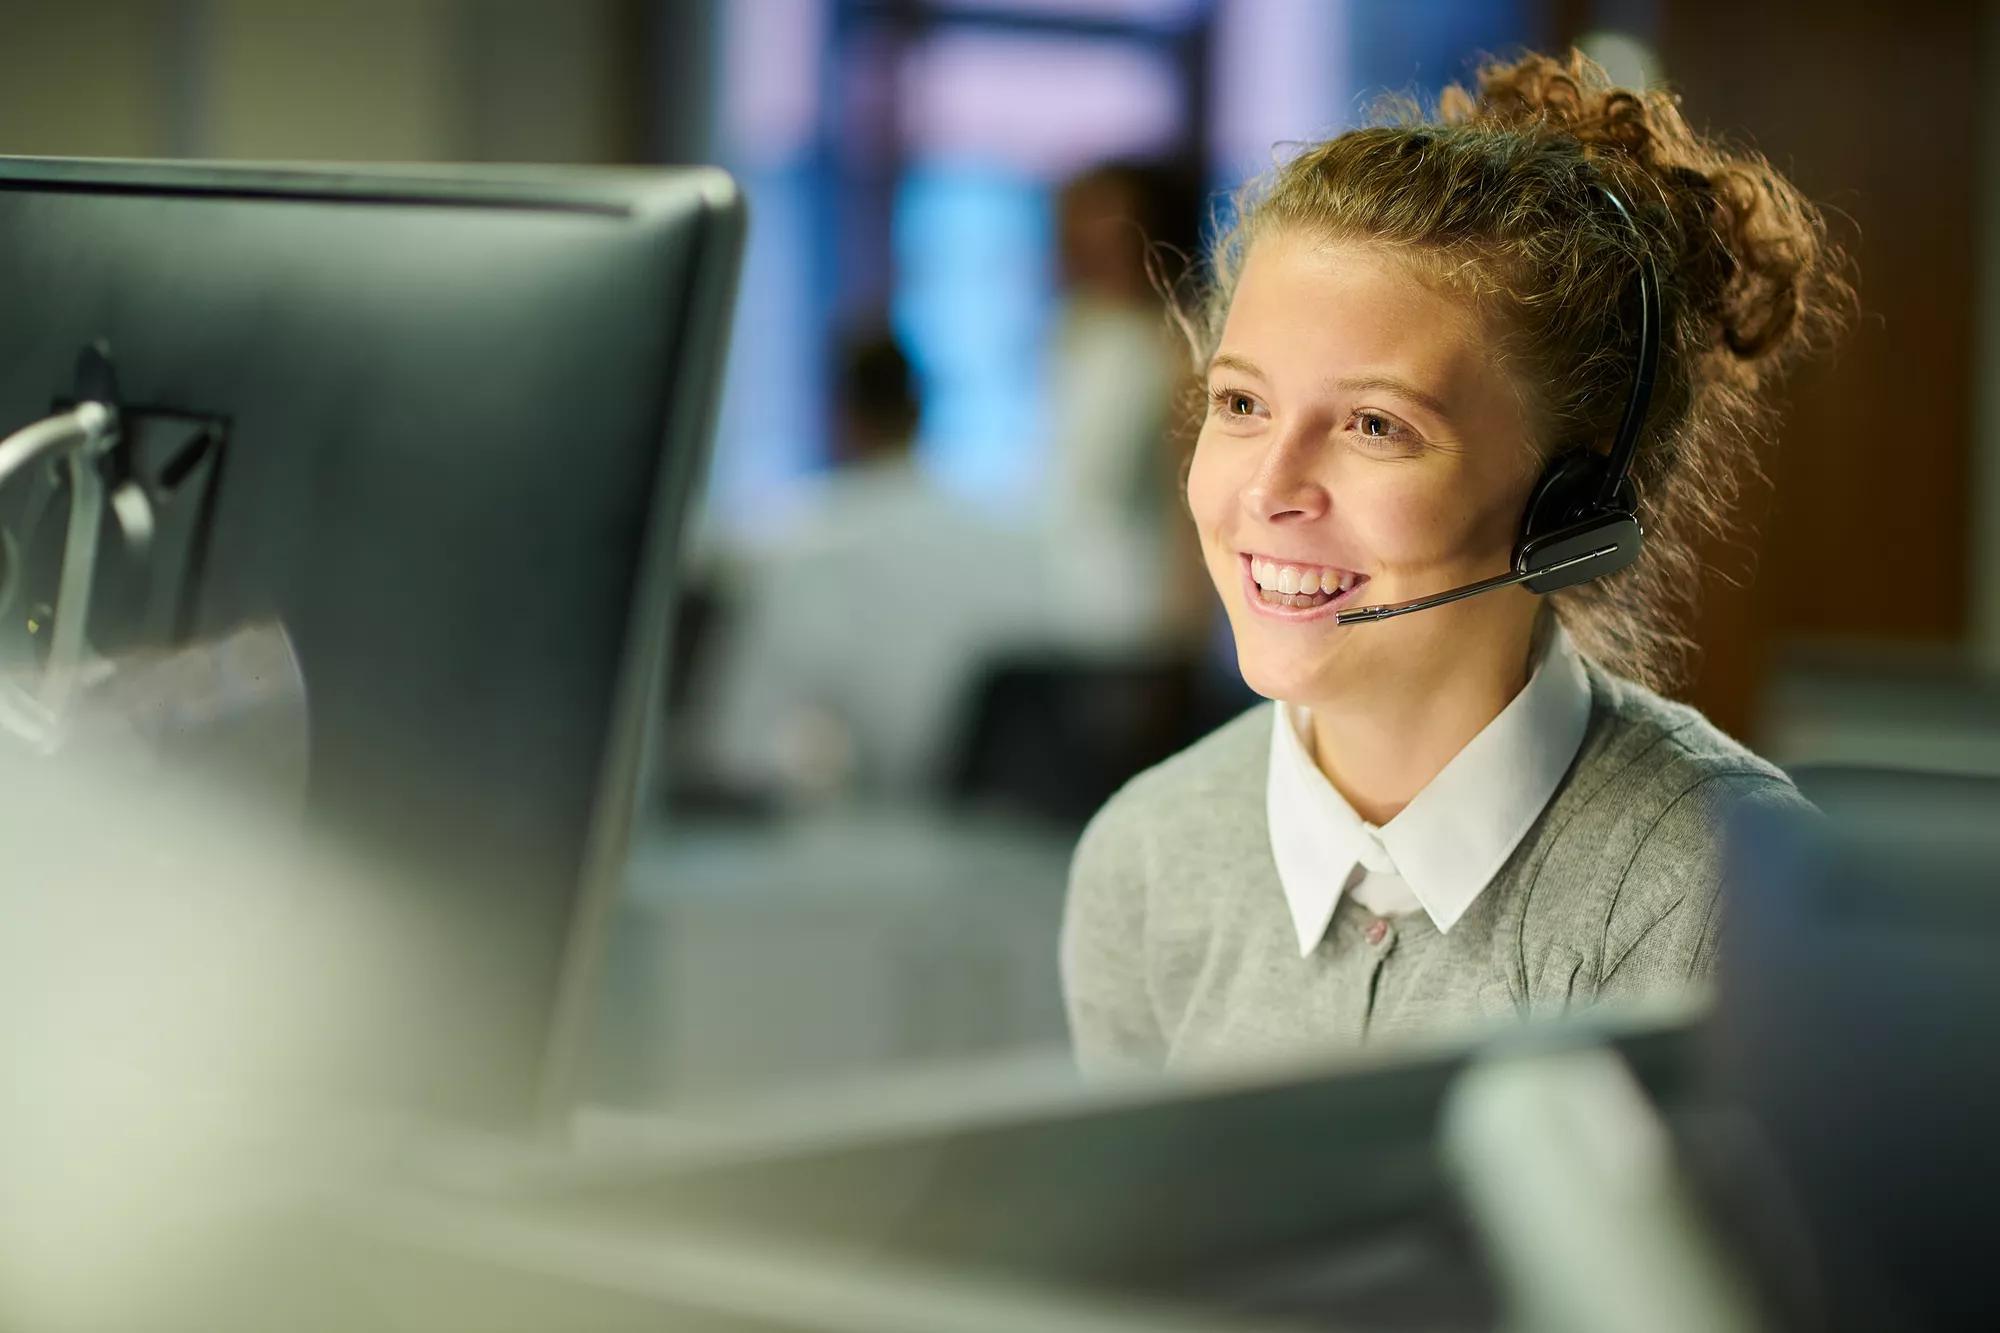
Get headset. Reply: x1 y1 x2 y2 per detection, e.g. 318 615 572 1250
1334 181 1659 624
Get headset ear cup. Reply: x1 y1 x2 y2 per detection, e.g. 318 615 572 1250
1522 450 1607 545
1514 449 1643 581
1519 513 1644 593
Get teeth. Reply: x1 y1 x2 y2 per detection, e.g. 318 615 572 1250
1248 557 1361 597
1248 557 1364 598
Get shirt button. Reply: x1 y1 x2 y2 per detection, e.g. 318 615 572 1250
1365 919 1390 945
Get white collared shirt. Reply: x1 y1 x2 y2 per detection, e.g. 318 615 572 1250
1265 621 1594 955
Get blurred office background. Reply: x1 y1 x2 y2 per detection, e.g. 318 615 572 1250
2 0 1995 1118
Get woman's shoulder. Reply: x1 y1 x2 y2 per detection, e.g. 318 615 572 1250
1530 662 1815 990
1071 701 1273 877
1572 659 1804 812
1063 703 1275 1012
1094 701 1271 826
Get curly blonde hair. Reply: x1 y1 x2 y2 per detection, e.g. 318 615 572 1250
1183 49 1850 689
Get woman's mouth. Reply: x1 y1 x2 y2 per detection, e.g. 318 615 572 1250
1239 553 1370 619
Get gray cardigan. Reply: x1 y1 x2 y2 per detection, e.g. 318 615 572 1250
1059 659 1810 1074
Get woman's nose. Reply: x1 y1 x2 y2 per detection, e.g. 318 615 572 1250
1240 436 1330 524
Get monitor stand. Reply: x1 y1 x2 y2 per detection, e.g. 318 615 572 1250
0 342 230 750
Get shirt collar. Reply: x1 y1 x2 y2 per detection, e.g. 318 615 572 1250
1265 619 1594 952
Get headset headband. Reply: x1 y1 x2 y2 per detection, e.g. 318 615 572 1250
1589 182 1661 513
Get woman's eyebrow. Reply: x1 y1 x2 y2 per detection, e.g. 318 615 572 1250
1205 352 1267 382
1335 373 1453 420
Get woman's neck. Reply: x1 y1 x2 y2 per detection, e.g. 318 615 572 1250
1305 617 1542 826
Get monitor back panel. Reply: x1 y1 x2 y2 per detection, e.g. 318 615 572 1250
0 160 743 1124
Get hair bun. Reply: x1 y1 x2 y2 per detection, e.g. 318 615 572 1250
1443 49 1847 371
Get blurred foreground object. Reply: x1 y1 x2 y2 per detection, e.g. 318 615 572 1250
137 760 2000 1331
1711 764 2000 1332
21 752 2000 1331
0 739 433 1333
1445 1045 1762 1333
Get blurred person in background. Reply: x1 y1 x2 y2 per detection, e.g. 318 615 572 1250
930 160 1249 826
1042 159 1212 654
1061 51 1849 1074
696 329 1045 805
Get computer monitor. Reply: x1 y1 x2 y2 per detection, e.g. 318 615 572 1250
0 157 743 1128
1713 765 2000 1332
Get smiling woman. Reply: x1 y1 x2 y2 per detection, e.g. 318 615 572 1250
1059 49 1850 1073
1190 234 1540 714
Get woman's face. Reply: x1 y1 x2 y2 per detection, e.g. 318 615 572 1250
1186 231 1542 706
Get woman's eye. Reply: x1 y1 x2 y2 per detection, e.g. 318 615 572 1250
1208 386 1261 419
1351 411 1413 446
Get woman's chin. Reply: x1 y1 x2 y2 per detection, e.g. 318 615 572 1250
1233 652 1346 707
1222 601 1385 704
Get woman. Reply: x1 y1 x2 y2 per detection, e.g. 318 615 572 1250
1060 50 1846 1073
